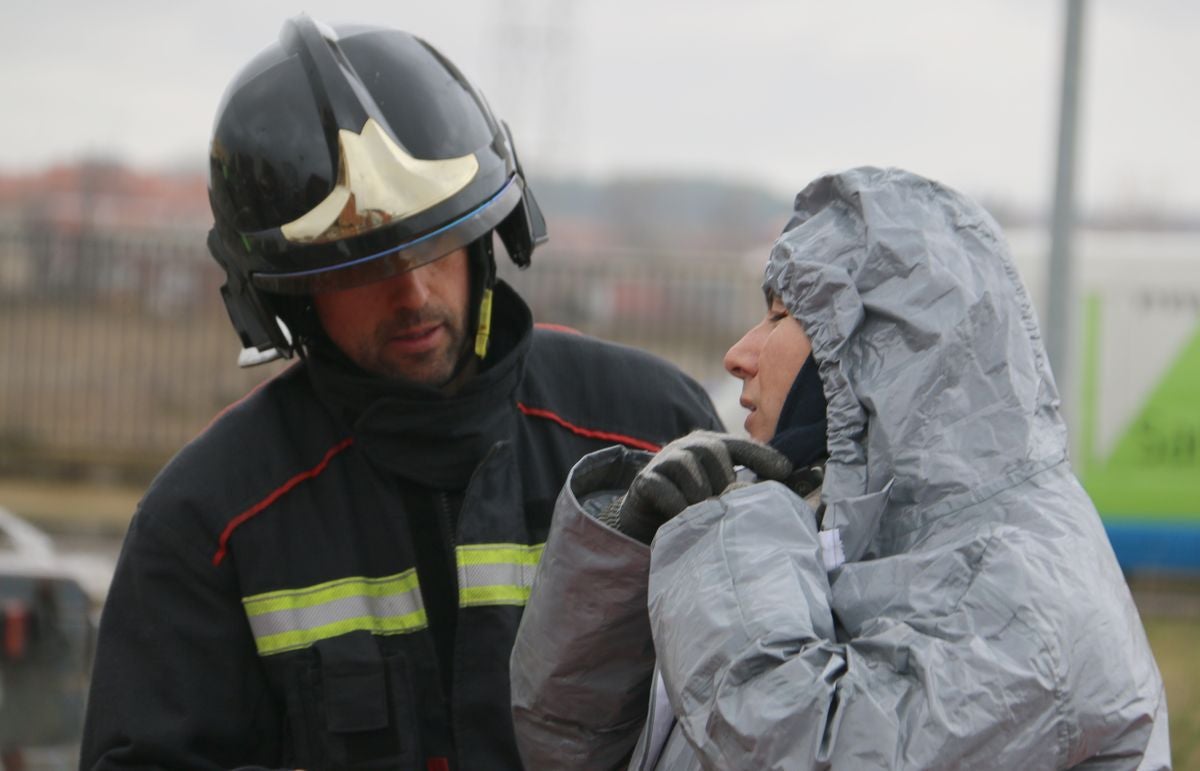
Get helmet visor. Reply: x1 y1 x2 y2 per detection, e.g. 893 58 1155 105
251 175 522 295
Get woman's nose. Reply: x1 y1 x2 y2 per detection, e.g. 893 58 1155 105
724 327 759 380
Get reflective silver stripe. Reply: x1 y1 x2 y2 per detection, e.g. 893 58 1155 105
242 570 426 656
247 592 422 638
456 543 544 607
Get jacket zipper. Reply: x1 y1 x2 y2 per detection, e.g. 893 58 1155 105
437 491 457 555
444 443 508 770
436 490 458 669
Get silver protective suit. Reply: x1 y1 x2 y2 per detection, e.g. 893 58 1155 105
511 167 1170 770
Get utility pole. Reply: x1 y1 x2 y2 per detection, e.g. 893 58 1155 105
489 0 578 176
1046 0 1086 424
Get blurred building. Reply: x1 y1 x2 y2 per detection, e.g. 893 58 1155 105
0 162 1196 573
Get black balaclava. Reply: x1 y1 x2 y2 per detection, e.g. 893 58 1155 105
768 355 828 470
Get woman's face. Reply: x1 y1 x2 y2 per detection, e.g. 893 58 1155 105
724 294 813 442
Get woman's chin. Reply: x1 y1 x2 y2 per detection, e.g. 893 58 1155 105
744 412 771 443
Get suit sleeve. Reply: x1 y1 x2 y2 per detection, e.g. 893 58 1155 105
510 446 657 770
81 504 285 771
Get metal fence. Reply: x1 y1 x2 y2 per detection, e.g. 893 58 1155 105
0 223 764 480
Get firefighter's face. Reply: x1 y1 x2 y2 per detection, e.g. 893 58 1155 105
314 248 473 390
723 294 812 442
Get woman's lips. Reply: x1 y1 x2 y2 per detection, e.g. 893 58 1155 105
741 403 757 433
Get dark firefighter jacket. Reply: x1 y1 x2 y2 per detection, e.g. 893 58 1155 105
80 282 722 771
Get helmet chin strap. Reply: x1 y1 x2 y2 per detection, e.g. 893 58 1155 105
468 234 498 362
438 235 496 387
474 287 494 359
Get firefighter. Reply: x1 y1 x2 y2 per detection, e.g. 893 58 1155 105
80 15 722 770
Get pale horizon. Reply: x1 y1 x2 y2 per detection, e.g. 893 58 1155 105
4 0 1198 217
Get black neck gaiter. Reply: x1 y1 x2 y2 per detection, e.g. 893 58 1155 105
768 355 828 470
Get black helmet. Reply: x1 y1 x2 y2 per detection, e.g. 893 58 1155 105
207 14 546 364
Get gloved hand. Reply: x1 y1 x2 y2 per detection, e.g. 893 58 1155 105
609 431 792 543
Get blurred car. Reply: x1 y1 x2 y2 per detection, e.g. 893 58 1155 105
0 507 93 764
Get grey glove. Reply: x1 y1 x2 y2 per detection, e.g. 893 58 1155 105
606 431 792 543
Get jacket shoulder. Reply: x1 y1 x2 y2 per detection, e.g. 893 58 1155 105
134 363 345 545
522 327 723 447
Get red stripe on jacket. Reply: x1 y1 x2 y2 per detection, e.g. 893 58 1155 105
212 437 355 566
212 401 659 566
517 403 661 453
533 322 582 335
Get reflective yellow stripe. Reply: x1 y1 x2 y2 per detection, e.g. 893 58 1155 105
456 543 545 608
243 570 421 615
456 543 545 567
460 585 532 606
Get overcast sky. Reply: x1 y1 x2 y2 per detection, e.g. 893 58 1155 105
3 0 1198 215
